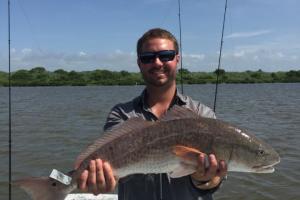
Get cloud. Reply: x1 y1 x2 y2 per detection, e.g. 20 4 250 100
219 42 300 71
79 51 87 56
291 55 298 60
225 30 272 39
0 49 138 72
0 44 298 72
233 50 245 57
21 48 32 54
184 53 205 60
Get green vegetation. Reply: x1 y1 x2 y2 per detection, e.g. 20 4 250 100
176 68 300 84
0 67 299 86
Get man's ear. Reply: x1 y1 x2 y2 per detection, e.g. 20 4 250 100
176 54 180 63
137 59 141 70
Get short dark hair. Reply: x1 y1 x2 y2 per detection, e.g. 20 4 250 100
137 28 179 55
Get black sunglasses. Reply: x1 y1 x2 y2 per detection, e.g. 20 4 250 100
139 50 176 64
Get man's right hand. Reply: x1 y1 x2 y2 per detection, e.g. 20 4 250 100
77 159 117 195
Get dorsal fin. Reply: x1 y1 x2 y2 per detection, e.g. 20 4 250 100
75 117 154 168
159 105 199 121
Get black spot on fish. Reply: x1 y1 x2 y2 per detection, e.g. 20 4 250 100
52 182 57 187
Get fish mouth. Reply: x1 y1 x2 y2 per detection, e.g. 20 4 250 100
253 160 280 173
253 166 275 173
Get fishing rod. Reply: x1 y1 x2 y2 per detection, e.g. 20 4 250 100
177 0 184 94
8 0 12 199
213 0 228 112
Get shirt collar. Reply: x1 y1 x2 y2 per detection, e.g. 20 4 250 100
173 90 188 106
138 88 187 111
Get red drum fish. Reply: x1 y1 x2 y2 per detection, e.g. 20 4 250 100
13 106 280 200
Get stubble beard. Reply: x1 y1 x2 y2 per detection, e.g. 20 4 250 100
143 68 177 87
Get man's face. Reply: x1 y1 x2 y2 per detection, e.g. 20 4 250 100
137 38 179 87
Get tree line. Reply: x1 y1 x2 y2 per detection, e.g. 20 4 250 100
0 67 299 86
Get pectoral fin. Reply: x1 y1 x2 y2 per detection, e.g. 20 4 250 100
173 145 203 164
169 146 204 178
168 162 197 178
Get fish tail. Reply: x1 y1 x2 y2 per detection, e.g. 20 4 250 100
12 176 72 200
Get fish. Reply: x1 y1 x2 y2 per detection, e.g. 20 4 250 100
13 106 280 200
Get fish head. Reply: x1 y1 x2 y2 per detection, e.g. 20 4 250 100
228 129 280 173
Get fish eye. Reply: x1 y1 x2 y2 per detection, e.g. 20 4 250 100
257 149 265 156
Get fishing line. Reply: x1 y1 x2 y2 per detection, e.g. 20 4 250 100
177 0 184 94
213 0 228 112
8 0 12 199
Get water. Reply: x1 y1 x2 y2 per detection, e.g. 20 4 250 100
0 83 299 200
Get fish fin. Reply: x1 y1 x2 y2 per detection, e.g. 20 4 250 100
168 146 204 178
12 177 72 200
172 145 203 163
168 162 197 178
75 117 154 168
173 146 210 170
160 105 199 121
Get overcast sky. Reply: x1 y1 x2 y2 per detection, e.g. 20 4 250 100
0 0 299 72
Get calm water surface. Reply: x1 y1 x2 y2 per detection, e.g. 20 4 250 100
0 83 299 200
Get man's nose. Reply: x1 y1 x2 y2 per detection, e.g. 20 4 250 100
153 56 164 67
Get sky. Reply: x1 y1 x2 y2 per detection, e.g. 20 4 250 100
0 0 299 72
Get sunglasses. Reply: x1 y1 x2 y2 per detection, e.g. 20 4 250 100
139 50 176 64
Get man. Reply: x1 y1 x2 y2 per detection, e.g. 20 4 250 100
78 28 227 200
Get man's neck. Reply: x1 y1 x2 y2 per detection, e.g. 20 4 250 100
145 83 176 118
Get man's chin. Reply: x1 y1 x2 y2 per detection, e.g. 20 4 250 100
147 78 173 87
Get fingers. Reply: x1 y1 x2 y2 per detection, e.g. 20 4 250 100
217 160 227 178
77 159 116 195
194 153 206 177
192 153 227 181
103 161 117 192
78 169 89 191
95 159 105 192
204 154 219 180
191 153 227 189
88 160 98 194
